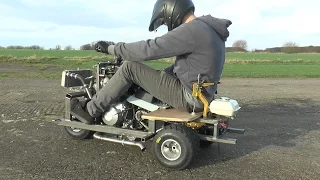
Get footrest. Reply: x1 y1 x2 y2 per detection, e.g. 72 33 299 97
55 119 154 139
197 134 237 144
227 127 245 134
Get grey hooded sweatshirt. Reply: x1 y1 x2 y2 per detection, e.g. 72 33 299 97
110 15 232 107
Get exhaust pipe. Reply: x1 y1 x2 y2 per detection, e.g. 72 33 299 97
93 133 146 151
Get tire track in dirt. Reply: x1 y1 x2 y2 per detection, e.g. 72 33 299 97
0 78 68 119
0 77 320 179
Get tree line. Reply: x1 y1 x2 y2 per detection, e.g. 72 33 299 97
0 45 44 50
0 41 115 51
0 45 71 50
228 40 320 53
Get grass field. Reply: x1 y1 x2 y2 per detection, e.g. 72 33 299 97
0 49 319 79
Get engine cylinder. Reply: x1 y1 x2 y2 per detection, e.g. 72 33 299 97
102 103 126 126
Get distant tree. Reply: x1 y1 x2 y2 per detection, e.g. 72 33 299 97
64 45 73 50
80 43 93 50
91 42 96 50
232 40 248 51
28 45 42 49
4 45 43 49
281 41 300 53
7 45 24 49
252 49 264 53
282 41 298 47
55 45 61 50
264 47 282 53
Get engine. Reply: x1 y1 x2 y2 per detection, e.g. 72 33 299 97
101 102 149 130
102 102 127 126
69 61 150 130
134 109 148 130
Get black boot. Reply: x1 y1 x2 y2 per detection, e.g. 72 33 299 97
70 98 94 124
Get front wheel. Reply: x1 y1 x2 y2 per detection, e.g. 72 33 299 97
64 116 93 139
152 124 200 170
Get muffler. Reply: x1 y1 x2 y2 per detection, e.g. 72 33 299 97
93 133 146 151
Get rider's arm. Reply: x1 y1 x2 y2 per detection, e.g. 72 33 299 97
109 24 195 61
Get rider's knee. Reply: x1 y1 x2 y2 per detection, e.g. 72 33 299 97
121 60 131 66
121 61 140 72
119 61 135 77
121 60 131 69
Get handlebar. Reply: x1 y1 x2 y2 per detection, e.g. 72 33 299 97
66 72 93 99
66 72 86 85
114 56 123 65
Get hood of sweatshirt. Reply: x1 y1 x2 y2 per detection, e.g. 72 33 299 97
197 15 232 41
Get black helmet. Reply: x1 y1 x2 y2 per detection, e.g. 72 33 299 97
149 0 195 32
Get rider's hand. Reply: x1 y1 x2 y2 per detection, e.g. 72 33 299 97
95 41 114 54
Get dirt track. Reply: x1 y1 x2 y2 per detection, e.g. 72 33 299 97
0 76 320 180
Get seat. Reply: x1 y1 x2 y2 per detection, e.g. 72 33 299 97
141 109 202 122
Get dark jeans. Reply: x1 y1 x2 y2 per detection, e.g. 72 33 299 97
86 61 189 117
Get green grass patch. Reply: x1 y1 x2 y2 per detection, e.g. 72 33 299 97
144 61 172 70
0 49 319 79
0 49 104 57
2 63 318 79
0 72 59 79
0 55 114 70
1 49 318 61
0 61 172 79
223 63 320 78
226 52 320 61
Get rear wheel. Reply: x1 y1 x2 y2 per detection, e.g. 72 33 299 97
64 116 93 139
152 124 199 170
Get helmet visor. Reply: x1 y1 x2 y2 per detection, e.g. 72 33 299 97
149 3 165 32
151 17 164 31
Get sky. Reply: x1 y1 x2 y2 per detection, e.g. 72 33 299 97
0 0 319 50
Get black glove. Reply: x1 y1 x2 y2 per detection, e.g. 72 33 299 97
95 41 114 54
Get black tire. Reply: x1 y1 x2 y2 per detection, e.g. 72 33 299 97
64 116 93 140
152 124 200 170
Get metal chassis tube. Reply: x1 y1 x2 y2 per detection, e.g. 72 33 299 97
194 118 245 145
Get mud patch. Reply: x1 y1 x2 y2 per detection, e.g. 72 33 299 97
7 128 24 136
2 118 28 124
1 91 26 103
0 64 37 73
0 63 64 73
2 120 15 123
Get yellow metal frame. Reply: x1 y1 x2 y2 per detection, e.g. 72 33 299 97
192 82 215 119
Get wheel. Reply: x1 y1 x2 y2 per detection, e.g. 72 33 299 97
64 116 93 139
152 124 200 170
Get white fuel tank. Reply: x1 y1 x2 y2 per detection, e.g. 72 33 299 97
209 97 241 117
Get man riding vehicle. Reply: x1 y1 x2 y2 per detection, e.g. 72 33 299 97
70 0 232 122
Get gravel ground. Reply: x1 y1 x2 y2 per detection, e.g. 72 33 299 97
0 76 319 180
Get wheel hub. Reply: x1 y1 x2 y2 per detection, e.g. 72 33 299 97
70 127 81 132
161 139 182 161
68 116 81 132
